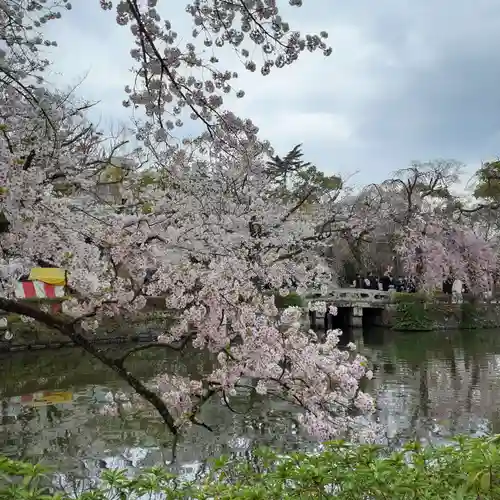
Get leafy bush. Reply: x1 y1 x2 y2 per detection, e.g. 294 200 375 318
3 436 500 499
392 292 434 331
273 291 304 309
392 292 463 331
392 292 500 331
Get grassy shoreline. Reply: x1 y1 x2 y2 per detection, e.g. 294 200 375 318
1 436 500 498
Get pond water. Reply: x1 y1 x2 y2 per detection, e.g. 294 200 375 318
1 328 500 480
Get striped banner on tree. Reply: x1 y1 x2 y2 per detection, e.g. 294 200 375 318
14 281 65 314
14 281 65 299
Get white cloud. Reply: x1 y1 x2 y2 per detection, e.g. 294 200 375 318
38 0 500 184
261 111 353 144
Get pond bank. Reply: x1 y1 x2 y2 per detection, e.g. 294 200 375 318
384 295 500 331
4 296 500 353
0 332 159 352
0 311 171 352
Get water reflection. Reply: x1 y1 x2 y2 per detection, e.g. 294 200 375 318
363 328 500 443
0 347 311 477
1 329 500 475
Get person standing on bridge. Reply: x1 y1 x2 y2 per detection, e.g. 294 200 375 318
452 278 464 304
380 271 392 292
443 275 453 296
353 273 364 288
367 271 379 290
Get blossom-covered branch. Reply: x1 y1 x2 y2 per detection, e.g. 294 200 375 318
0 0 375 440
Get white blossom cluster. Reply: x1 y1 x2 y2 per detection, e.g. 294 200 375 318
0 0 376 440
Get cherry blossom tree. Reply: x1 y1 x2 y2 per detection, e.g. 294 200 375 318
381 162 500 293
0 0 375 442
382 160 462 224
395 213 497 294
321 183 404 279
328 161 466 280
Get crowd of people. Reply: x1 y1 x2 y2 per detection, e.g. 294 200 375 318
350 270 478 304
351 271 417 292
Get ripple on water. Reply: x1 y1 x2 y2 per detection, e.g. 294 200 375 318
1 328 500 477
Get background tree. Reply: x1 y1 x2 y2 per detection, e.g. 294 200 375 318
266 144 342 206
328 160 464 281
383 160 462 225
473 160 500 204
396 213 497 293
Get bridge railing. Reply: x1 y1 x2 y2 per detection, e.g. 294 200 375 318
306 288 391 305
302 289 500 316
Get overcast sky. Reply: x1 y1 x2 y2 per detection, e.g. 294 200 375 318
42 0 500 187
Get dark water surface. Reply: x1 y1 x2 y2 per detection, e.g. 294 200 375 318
1 328 500 479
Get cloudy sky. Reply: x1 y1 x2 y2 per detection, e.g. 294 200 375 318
43 0 500 187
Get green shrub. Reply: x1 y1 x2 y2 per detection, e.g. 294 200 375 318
3 435 500 499
393 292 434 331
274 291 304 309
459 301 498 329
392 293 500 331
392 292 465 331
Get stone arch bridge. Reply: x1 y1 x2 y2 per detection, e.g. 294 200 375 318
306 288 391 329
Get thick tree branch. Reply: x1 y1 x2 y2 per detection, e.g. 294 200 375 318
280 187 315 223
0 297 178 435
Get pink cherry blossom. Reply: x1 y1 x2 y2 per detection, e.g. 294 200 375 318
0 0 373 440
396 214 497 293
